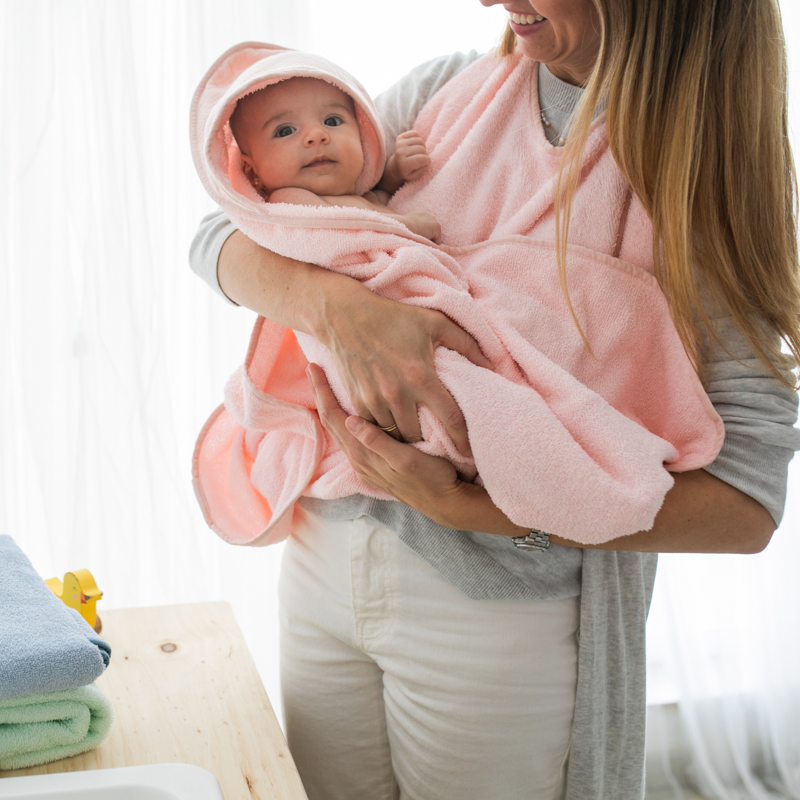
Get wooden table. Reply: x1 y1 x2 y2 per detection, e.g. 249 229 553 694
0 602 309 800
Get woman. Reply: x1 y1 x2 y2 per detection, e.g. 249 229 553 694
190 1 800 798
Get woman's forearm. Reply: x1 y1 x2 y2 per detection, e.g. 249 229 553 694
441 470 776 554
575 469 776 553
217 229 369 338
307 355 777 555
215 230 488 453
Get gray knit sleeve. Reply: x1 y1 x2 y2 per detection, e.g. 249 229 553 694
375 51 481 161
188 208 239 305
701 308 800 525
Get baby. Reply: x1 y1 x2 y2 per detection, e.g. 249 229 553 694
229 77 441 243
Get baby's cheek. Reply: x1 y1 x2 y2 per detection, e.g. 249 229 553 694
347 142 366 182
352 140 365 171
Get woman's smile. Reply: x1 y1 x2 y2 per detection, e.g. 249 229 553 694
483 0 601 85
509 18 547 37
508 9 547 36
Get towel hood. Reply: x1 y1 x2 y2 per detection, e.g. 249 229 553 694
191 42 386 209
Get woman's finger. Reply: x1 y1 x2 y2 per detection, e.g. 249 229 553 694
309 365 462 515
308 364 354 439
345 416 412 463
433 314 495 371
369 383 421 444
341 366 419 444
360 401 406 443
308 364 401 458
337 371 403 440
345 415 463 519
308 364 412 492
420 385 472 458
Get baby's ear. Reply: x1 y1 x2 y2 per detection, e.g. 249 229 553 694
239 156 268 198
239 155 258 185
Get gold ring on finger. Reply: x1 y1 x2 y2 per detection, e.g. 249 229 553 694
379 423 399 433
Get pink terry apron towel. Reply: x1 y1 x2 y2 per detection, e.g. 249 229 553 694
190 42 724 548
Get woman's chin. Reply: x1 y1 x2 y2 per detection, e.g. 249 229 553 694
515 39 553 64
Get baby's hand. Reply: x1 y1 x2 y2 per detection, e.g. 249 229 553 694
402 210 442 244
392 130 432 183
379 130 432 194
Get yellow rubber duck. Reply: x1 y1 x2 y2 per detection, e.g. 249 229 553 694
46 569 103 633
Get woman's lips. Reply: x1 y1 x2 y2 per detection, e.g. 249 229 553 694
509 17 547 37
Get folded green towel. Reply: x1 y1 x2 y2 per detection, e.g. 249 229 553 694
0 684 113 770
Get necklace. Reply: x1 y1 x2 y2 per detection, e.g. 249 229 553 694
539 108 566 147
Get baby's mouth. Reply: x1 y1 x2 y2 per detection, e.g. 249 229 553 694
304 156 336 167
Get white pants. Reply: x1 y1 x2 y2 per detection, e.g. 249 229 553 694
279 507 579 800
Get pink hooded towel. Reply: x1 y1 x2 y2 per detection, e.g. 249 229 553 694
190 42 724 547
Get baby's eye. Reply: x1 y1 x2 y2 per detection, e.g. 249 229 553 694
275 125 296 138
324 116 343 127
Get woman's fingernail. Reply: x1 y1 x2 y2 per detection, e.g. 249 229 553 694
346 416 365 433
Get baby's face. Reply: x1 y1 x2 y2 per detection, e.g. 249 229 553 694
234 78 364 197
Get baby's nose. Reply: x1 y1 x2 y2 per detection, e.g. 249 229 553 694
305 125 330 145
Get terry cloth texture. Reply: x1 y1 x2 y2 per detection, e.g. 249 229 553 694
190 43 724 549
0 684 113 770
0 536 111 701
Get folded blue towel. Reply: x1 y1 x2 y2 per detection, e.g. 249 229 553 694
0 536 111 701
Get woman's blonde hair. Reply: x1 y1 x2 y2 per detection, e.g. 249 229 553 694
501 0 800 387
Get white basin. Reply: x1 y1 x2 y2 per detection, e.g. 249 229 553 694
0 763 224 799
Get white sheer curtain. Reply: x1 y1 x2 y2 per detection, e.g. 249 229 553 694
0 0 506 725
0 0 313 722
644 8 800 797
646 471 800 799
2 0 798 773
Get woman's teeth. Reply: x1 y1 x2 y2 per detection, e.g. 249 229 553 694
510 12 545 24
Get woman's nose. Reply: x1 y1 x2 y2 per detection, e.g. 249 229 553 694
479 0 504 6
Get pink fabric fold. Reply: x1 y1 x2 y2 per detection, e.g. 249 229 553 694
190 42 724 547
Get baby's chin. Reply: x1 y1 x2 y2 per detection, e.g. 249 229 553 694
299 167 360 197
306 178 359 197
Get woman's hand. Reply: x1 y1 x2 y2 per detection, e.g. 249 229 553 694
217 232 491 457
314 281 492 457
308 363 470 523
